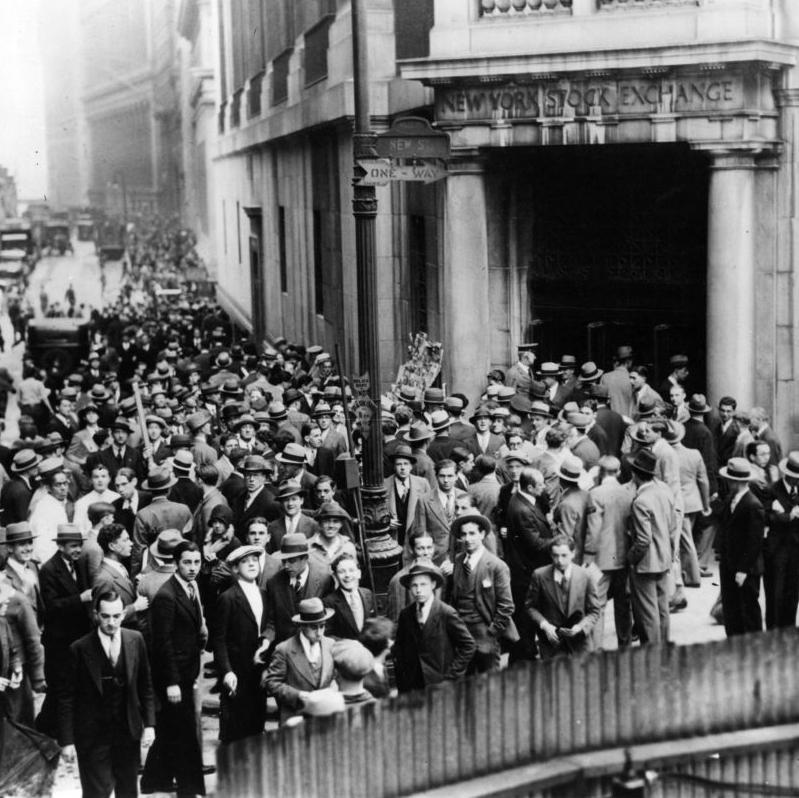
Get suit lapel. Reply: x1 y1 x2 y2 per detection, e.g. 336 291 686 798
233 582 257 627
335 591 356 632
86 633 107 695
121 629 136 684
290 635 318 686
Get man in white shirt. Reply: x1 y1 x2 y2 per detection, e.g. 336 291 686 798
73 464 119 535
30 466 71 564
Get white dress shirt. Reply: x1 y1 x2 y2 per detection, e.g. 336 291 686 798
239 579 263 629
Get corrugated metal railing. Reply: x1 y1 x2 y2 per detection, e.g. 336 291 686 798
218 627 799 797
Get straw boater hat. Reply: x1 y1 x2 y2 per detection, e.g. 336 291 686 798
276 443 306 466
53 524 83 544
719 457 752 482
5 522 36 545
172 450 195 472
556 456 584 483
291 597 334 625
779 452 799 479
11 449 41 474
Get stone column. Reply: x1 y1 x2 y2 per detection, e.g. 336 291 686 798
444 154 489 403
706 150 757 409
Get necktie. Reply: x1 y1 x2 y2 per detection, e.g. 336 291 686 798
187 582 197 603
463 557 472 576
293 579 303 600
347 590 364 631
109 635 120 666
67 562 77 582
397 480 407 499
416 604 425 626
445 494 454 523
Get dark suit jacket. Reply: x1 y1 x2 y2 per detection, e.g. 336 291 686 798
392 598 475 693
266 514 320 554
525 564 600 657
595 406 627 457
385 474 429 543
86 445 145 483
322 587 376 640
168 478 204 515
149 575 205 690
113 491 152 534
232 486 283 538
504 492 553 590
264 562 333 646
39 553 91 648
683 418 719 495
308 447 336 479
714 419 740 470
219 472 246 504
58 628 155 747
718 490 765 576
766 480 799 555
411 493 454 566
212 581 267 679
1 476 33 525
93 560 140 629
427 435 460 464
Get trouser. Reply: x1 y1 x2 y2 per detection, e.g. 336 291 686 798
464 621 501 674
694 514 718 570
763 542 799 630
719 567 762 637
629 570 670 646
591 569 632 649
679 512 702 586
77 733 139 798
36 644 68 737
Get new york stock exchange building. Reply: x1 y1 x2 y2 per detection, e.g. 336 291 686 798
212 0 799 445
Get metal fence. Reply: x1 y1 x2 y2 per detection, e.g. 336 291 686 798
218 627 799 797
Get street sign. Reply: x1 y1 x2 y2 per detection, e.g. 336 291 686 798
375 116 451 159
356 158 447 185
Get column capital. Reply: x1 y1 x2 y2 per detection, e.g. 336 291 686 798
775 89 799 108
447 148 486 175
691 140 783 170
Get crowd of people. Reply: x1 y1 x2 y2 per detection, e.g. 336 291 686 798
0 216 791 797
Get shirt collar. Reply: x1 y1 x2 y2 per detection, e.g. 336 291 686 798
103 558 128 579
417 594 435 623
554 564 573 584
174 573 196 597
299 630 321 663
465 546 485 570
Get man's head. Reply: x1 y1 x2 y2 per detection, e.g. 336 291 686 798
113 468 137 500
97 523 132 560
719 397 737 423
314 476 336 506
453 515 488 555
746 440 772 471
56 525 83 562
293 597 332 643
47 470 70 502
392 453 413 481
669 384 686 407
409 531 434 563
549 535 575 573
246 517 270 549
94 590 125 638
88 501 115 529
435 460 457 493
278 483 304 517
90 464 111 493
228 546 261 583
749 407 768 433
629 365 649 391
197 463 219 488
303 423 323 450
332 552 361 592
174 541 202 582
518 467 545 497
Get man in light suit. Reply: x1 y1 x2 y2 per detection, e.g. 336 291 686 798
525 535 600 659
385 444 429 550
58 590 155 798
409 459 458 569
392 563 475 693
262 597 336 724
266 481 320 553
448 513 516 673
599 346 634 418
627 449 677 646
584 457 634 649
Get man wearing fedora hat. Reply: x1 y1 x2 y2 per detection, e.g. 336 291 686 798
142 414 173 469
468 406 505 460
402 421 437 489
276 442 318 496
168 449 204 514
506 343 537 394
88 418 146 485
313 402 348 458
137 530 184 645
3 522 43 625
627 449 678 646
36 524 93 738
262 597 337 724
599 346 635 418
427 409 460 464
658 354 690 407
385 444 430 548
186 409 219 468
718 457 765 636
267 481 320 554
46 389 79 448
448 513 516 673
392 562 475 693
231 454 282 539
259 533 334 655
553 455 594 562
1 448 41 525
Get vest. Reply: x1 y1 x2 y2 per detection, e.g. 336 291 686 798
100 643 128 731
453 563 482 625
394 482 410 544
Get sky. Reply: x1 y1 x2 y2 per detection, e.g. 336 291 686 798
0 0 48 201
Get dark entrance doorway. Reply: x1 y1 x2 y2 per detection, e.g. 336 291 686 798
509 144 708 389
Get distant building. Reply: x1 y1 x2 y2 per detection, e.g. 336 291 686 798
0 168 18 222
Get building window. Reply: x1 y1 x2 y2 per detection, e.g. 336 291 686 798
278 205 288 293
304 15 334 87
313 209 324 315
409 215 428 333
248 72 264 118
272 49 291 106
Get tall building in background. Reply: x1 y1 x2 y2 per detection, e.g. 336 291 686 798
0 168 19 222
41 0 183 217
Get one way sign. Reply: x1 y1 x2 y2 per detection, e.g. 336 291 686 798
355 158 447 185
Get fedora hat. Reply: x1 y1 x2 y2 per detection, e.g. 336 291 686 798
11 449 41 473
450 513 492 539
614 345 634 361
429 410 451 432
275 481 304 501
267 402 288 422
496 386 516 403
779 452 799 478
559 355 577 369
669 354 689 368
232 413 257 431
242 454 270 472
517 342 538 352
720 457 752 482
291 597 334 625
44 431 66 449
54 524 83 544
536 362 561 379
226 544 264 567
276 443 306 466
629 421 656 445
399 561 445 590
663 420 685 445
186 409 212 433
38 456 64 479
111 417 132 434
636 398 658 419
88 384 111 402
509 394 532 415
275 532 311 560
423 387 445 406
6 522 35 544
389 443 416 463
149 528 184 559
59 387 78 401
577 362 603 383
172 450 195 472
529 400 552 419
311 401 333 418
315 501 352 523
631 449 658 477
687 394 710 414
557 456 584 483
469 405 492 424
215 351 232 368
401 422 434 444
170 434 193 450
145 414 168 430
76 401 99 419
220 378 243 397
142 468 177 491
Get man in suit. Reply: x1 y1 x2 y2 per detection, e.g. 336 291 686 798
584 457 634 649
141 541 206 796
73 464 121 536
427 410 460 464
764 452 799 629
322 552 376 640
3 522 43 625
302 423 336 479
468 406 505 459
262 597 337 724
212 545 268 743
591 385 627 458
718 458 765 636
258 533 334 654
553 456 594 562
410 459 459 569
505 343 537 394
313 402 348 458
392 562 475 693
386 531 438 622
168 450 204 514
1 448 40 525
58 589 155 798
266 481 320 553
750 407 783 468
526 535 600 658
467 455 501 519
112 467 151 536
713 396 740 471
47 388 79 448
682 395 719 499
567 413 601 469
194 463 228 544
132 468 193 574
231 454 282 540
627 449 677 646
448 514 516 673
36 524 93 738
93 524 149 629
86 418 145 484
219 447 247 504
385 444 429 550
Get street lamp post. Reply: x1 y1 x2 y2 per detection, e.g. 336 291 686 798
350 0 402 585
